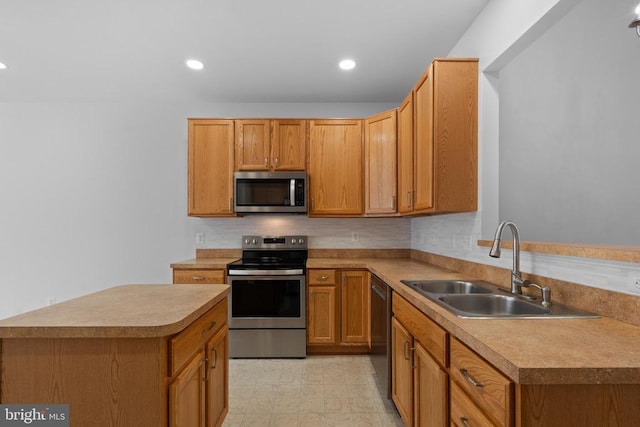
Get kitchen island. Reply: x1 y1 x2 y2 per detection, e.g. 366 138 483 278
0 284 230 427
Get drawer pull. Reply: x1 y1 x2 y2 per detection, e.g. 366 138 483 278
317 275 329 281
192 276 206 281
460 416 470 427
460 368 483 388
202 321 217 334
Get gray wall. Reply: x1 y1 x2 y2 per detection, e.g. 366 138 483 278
499 0 640 245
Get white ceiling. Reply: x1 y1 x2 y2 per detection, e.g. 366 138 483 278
0 0 489 103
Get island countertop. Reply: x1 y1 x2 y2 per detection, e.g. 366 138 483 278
0 284 229 339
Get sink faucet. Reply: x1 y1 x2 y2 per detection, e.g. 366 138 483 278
489 221 528 295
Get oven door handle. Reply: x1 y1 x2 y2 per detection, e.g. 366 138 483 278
290 179 296 206
228 269 304 276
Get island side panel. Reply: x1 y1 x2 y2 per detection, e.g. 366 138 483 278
0 337 168 427
516 384 640 426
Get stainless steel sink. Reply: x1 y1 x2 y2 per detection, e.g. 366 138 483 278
401 279 495 295
400 279 599 319
438 294 550 317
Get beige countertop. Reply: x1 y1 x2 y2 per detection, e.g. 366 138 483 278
0 284 230 339
310 258 640 385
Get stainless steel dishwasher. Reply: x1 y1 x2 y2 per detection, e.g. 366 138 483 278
370 275 391 399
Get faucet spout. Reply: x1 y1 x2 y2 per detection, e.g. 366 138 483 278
489 221 525 294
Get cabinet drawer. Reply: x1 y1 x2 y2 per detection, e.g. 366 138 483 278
450 337 513 427
450 380 495 427
308 269 337 285
173 269 225 284
170 299 227 376
392 294 448 366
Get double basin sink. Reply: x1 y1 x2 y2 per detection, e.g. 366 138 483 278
400 279 599 319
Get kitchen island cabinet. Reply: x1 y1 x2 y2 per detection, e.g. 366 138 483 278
0 284 230 427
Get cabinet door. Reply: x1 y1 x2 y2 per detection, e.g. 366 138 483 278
340 270 370 344
414 342 448 427
235 119 271 171
391 317 413 426
206 327 229 427
308 119 363 216
307 285 337 345
364 110 397 215
188 119 235 216
271 120 307 170
170 349 206 427
397 92 414 214
413 64 434 212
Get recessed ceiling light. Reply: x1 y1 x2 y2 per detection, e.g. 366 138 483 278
339 59 356 71
186 59 204 70
0 62 7 70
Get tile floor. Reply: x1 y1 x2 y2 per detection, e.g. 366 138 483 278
223 355 404 427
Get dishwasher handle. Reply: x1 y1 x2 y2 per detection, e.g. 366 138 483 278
371 283 387 300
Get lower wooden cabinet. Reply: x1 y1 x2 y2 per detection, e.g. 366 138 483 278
307 269 370 353
170 302 229 427
391 295 448 427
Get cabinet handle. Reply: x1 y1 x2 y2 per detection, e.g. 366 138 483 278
192 276 205 281
460 416 470 427
407 191 411 207
391 195 395 209
202 321 217 334
316 275 329 281
211 347 217 370
203 356 209 382
403 340 410 360
274 157 279 168
229 197 233 211
264 157 269 167
460 368 484 388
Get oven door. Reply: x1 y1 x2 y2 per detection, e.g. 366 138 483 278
228 274 306 329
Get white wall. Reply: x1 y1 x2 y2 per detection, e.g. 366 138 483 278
0 101 397 319
412 0 640 297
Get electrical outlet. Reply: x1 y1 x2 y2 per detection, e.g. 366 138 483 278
47 297 56 306
633 278 640 292
196 232 205 245
351 232 359 242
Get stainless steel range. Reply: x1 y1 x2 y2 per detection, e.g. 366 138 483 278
226 235 307 358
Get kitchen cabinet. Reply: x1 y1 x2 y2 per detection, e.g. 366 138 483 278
235 119 307 171
308 119 363 216
0 285 229 427
449 336 513 427
392 293 448 427
397 92 414 214
364 109 398 216
406 58 478 215
306 269 370 352
169 300 229 427
188 119 235 217
173 268 226 284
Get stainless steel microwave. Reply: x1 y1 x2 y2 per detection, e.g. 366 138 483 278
234 171 307 214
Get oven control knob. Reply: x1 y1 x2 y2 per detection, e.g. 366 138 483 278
298 238 304 244
291 238 296 244
252 239 257 245
244 238 250 244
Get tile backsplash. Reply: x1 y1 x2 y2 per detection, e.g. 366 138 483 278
191 216 411 249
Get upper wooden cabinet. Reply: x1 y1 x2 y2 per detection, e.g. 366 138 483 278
397 92 415 214
235 119 307 171
308 119 363 216
411 58 478 214
364 110 398 216
188 119 235 217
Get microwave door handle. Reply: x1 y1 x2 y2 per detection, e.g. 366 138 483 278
290 179 295 206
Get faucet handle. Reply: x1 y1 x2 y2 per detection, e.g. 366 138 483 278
527 282 552 307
